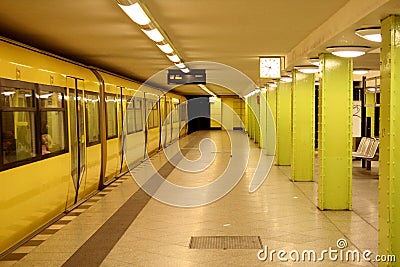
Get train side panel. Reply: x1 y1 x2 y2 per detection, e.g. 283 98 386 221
0 40 100 253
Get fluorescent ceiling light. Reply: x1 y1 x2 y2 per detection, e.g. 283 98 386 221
142 28 164 42
326 46 370 58
180 68 190 73
294 65 320 74
198 84 216 97
167 54 180 63
156 43 173 54
355 27 382 42
118 3 151 26
353 69 369 75
175 63 186 68
308 57 320 66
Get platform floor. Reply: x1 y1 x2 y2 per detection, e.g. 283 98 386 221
0 131 378 266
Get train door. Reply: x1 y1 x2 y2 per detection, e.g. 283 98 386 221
118 87 125 173
67 77 87 204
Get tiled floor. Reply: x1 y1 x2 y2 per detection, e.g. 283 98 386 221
0 131 379 266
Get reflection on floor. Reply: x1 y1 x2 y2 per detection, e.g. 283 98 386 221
0 131 379 267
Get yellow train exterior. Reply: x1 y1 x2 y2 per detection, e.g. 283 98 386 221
0 38 187 254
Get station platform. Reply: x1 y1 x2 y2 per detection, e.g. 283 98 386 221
0 131 378 267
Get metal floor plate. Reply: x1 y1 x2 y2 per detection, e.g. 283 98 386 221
189 236 263 249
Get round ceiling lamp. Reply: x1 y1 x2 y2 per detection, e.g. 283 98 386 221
294 65 320 74
308 57 320 66
280 76 293 83
355 27 382 42
326 46 370 58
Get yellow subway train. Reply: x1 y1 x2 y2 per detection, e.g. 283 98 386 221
0 37 187 255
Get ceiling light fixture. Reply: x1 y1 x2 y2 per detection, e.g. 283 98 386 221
141 28 164 42
326 46 370 58
308 57 320 66
367 87 379 92
117 0 189 71
294 65 320 74
175 63 186 69
118 2 151 25
353 69 369 75
267 82 278 88
198 84 216 97
156 43 173 54
280 76 292 83
167 54 181 63
180 68 190 73
355 27 382 42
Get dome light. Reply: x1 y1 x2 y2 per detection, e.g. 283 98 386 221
280 76 293 83
294 65 320 74
308 57 320 66
326 46 370 58
355 27 382 42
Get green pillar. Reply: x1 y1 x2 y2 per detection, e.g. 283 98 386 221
266 86 276 155
365 93 375 137
276 81 291 165
291 70 315 181
318 53 352 210
379 15 400 263
260 90 267 149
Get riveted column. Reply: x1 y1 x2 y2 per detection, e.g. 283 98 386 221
255 93 261 145
266 85 277 155
318 53 352 210
379 15 400 264
365 92 375 137
260 89 267 149
276 81 292 165
291 70 315 181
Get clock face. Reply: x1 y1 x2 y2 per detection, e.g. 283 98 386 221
260 57 281 78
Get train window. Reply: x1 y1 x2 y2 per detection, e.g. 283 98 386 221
146 99 155 129
0 83 37 165
40 111 65 154
39 86 67 156
85 92 100 145
180 102 187 122
39 90 63 108
0 80 68 170
126 97 143 134
173 103 179 123
105 94 117 139
135 99 143 131
2 111 36 164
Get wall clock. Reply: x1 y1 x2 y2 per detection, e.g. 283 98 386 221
260 57 281 78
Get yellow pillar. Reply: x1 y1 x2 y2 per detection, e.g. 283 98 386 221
291 70 315 181
318 53 352 210
379 15 400 264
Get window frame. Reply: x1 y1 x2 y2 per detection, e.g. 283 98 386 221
105 93 118 140
0 78 68 172
84 91 101 147
126 97 143 135
38 84 69 158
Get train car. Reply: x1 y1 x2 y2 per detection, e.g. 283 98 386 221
0 37 188 255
